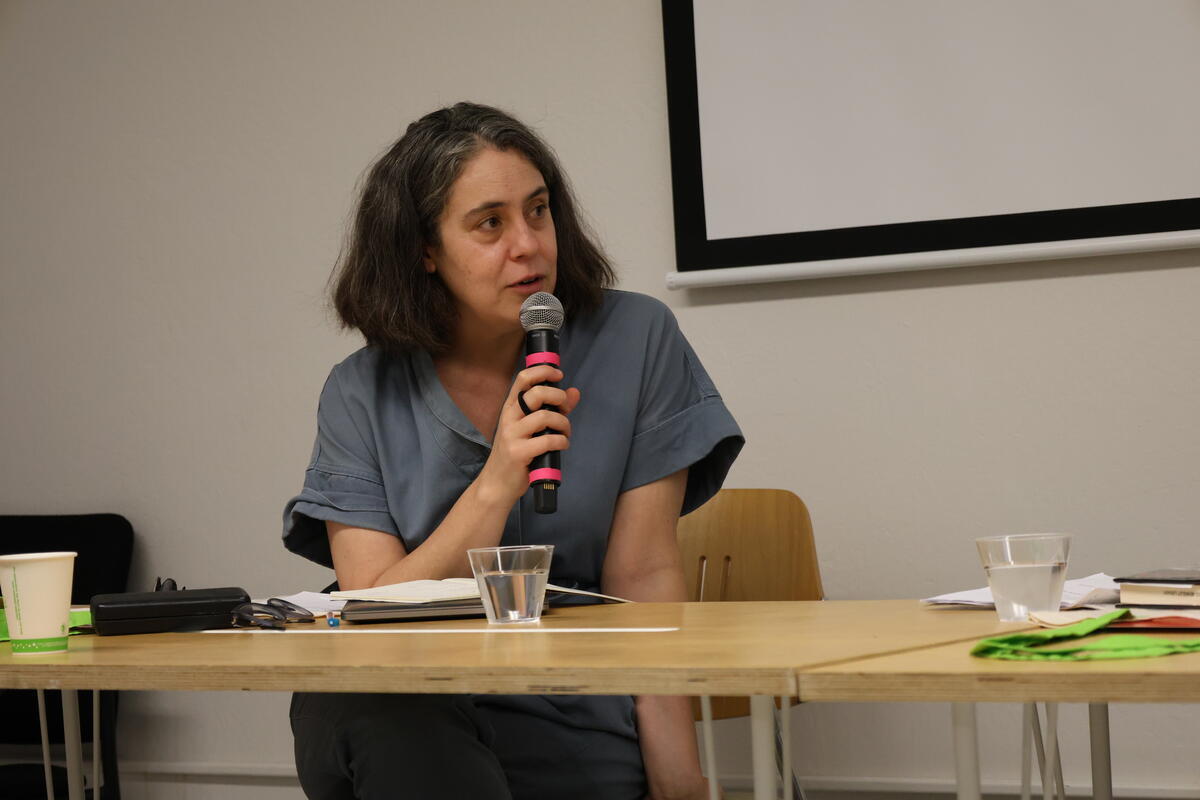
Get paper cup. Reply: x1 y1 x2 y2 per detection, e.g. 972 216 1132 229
0 551 77 654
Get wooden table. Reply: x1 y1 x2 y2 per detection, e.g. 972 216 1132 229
798 631 1200 703
0 601 1026 695
0 600 1030 800
798 621 1200 800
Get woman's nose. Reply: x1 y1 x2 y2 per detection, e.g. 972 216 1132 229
508 219 539 259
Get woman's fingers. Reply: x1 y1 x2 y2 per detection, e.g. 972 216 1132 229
511 407 572 439
510 365 563 397
517 384 573 414
493 418 570 471
515 431 571 461
506 365 581 418
561 386 581 416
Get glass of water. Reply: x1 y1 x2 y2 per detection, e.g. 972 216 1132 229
976 533 1071 622
467 545 554 624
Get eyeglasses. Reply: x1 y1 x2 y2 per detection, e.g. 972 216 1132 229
231 598 315 630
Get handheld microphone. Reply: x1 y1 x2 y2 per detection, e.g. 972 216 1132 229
519 291 564 514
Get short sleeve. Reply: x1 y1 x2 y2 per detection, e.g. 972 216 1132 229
282 368 400 567
618 302 744 515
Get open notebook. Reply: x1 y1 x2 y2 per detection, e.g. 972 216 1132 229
332 578 629 605
333 578 629 623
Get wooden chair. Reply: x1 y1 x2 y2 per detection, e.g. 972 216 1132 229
676 489 822 798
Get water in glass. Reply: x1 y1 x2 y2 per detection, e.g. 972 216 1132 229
479 569 549 623
985 562 1067 622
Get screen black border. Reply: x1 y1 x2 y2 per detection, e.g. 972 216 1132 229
662 0 1200 273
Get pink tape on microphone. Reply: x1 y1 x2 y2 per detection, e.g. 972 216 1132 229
525 352 560 367
528 468 561 484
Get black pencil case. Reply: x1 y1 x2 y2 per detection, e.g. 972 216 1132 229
90 587 250 635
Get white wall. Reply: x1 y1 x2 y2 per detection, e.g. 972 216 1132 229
3 2 1199 797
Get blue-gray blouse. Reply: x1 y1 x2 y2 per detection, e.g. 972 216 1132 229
284 290 742 588
281 289 743 738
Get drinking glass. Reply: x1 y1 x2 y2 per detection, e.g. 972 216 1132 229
467 545 553 624
976 533 1071 622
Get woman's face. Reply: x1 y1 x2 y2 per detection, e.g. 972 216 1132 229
425 146 558 338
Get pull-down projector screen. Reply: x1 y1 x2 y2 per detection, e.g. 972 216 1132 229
662 0 1200 287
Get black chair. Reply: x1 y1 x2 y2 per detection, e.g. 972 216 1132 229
0 514 135 800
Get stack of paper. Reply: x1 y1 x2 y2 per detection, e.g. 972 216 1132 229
921 572 1119 609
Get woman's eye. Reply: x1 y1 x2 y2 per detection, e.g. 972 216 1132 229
530 203 548 218
479 216 500 230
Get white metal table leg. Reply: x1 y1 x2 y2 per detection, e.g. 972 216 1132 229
1042 703 1059 800
951 702 982 800
1030 704 1049 794
93 689 102 798
750 695 779 800
1021 703 1033 800
1052 705 1065 800
60 689 85 800
700 696 719 800
779 696 793 800
37 689 55 800
1089 703 1113 800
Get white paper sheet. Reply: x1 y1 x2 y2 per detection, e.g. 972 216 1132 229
920 572 1119 609
203 626 678 635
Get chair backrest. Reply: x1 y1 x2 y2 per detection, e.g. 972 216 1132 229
676 489 821 721
0 514 134 604
676 488 822 603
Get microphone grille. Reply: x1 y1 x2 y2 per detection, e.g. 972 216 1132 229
520 292 564 332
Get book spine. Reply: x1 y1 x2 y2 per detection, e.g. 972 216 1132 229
1119 584 1200 606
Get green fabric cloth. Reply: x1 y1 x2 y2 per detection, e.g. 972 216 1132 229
972 609 1200 660
0 609 93 643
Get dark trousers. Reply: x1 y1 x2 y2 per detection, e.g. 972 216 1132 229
290 692 646 800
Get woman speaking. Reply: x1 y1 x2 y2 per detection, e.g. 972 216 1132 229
282 102 743 800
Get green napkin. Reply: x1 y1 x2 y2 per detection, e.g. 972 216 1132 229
973 609 1200 661
0 609 93 643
